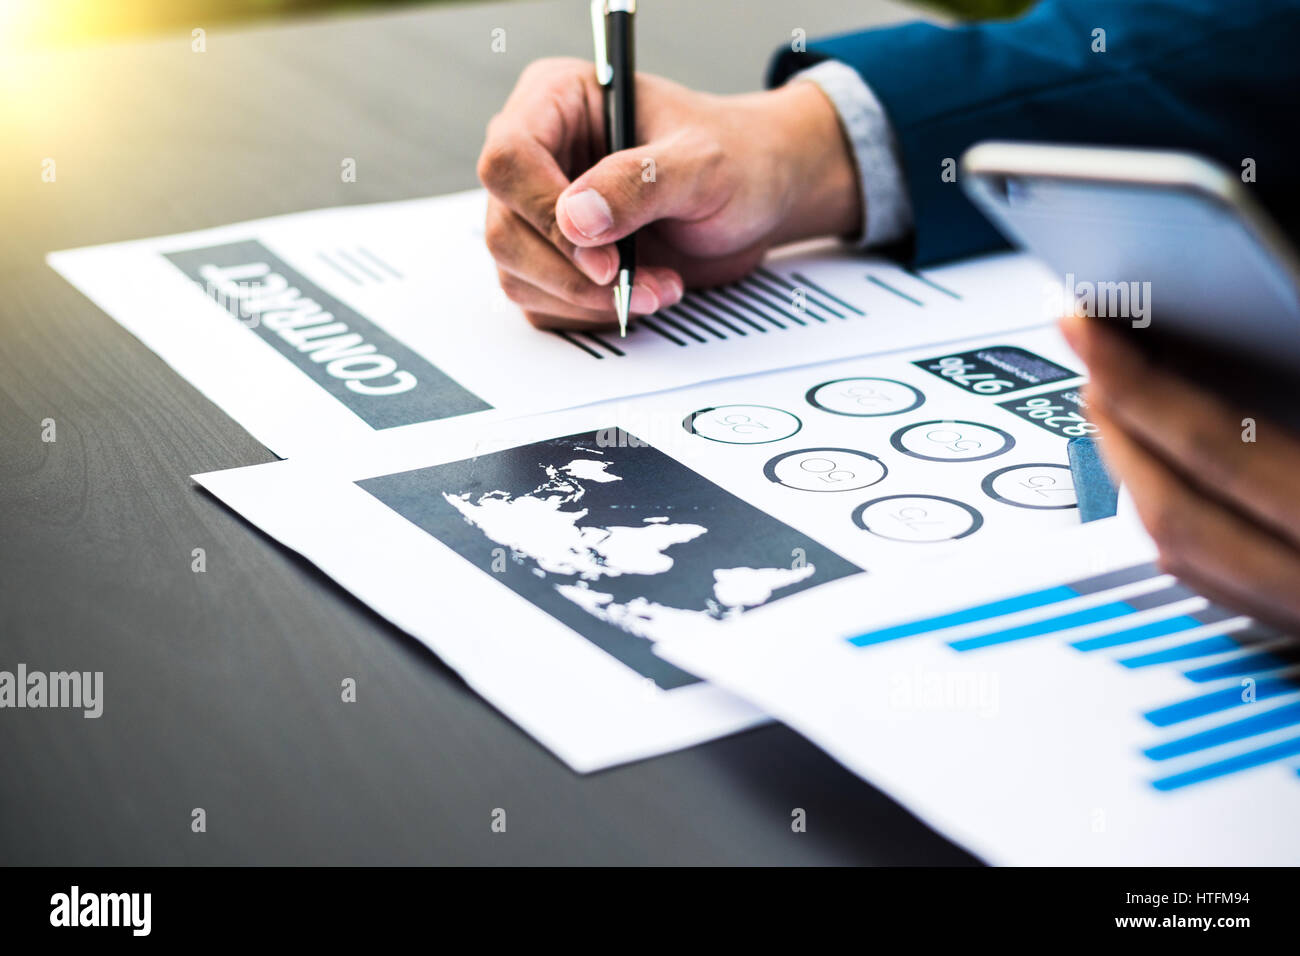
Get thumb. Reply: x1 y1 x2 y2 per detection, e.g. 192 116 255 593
555 139 713 247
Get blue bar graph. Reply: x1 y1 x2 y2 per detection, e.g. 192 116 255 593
1119 634 1255 669
846 585 1078 647
843 562 1300 791
1144 703 1300 761
1072 615 1203 651
1144 678 1299 726
949 600 1134 651
1152 736 1300 791
1184 651 1297 683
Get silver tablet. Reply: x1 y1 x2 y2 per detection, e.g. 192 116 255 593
961 142 1300 379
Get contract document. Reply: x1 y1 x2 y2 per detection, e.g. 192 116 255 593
656 512 1300 864
196 324 1094 770
50 189 1056 457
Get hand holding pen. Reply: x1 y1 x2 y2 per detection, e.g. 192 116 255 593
476 50 861 331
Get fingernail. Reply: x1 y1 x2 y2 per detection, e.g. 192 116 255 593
561 188 614 240
629 283 659 314
574 246 617 284
660 275 684 305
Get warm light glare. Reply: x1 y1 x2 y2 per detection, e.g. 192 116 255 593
0 0 209 50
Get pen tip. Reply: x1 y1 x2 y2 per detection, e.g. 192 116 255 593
615 270 632 338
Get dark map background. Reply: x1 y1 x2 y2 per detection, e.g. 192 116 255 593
359 428 861 688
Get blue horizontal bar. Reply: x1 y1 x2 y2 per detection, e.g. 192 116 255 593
1072 615 1202 652
1151 735 1300 791
949 600 1133 652
1184 651 1292 683
1144 678 1300 726
847 584 1078 647
1145 702 1300 760
1120 634 1251 669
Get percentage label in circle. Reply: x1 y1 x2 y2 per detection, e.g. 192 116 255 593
764 447 887 492
890 419 1015 463
805 377 925 417
852 494 984 543
981 462 1078 510
683 404 802 444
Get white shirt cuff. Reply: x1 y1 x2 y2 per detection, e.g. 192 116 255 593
790 59 913 247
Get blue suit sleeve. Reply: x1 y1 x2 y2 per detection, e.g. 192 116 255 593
769 0 1300 265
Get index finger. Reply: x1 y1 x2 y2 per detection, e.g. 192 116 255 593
477 116 615 284
478 116 569 236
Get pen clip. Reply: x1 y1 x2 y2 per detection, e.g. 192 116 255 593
590 0 612 86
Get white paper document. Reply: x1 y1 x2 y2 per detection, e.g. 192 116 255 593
195 324 1095 770
49 189 1056 457
656 513 1300 864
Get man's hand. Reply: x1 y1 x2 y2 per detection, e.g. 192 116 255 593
477 58 861 329
1060 313 1300 632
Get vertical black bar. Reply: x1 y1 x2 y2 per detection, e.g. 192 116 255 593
790 270 866 315
664 304 728 339
696 290 767 332
555 330 603 358
867 274 925 306
714 287 785 329
638 316 687 346
906 267 962 300
584 331 624 356
755 267 844 318
747 274 828 322
654 311 707 343
732 282 806 326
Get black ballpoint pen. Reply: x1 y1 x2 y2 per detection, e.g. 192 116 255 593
591 0 637 337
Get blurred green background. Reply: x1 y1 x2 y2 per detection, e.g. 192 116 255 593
3 0 1036 49
935 0 1035 16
